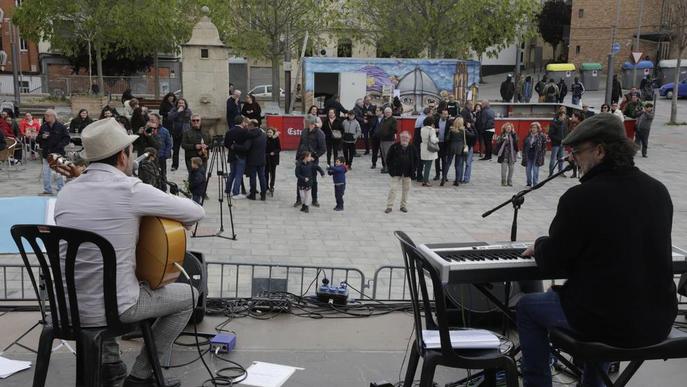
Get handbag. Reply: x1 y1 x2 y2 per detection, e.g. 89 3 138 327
427 139 439 153
462 128 468 154
332 130 342 140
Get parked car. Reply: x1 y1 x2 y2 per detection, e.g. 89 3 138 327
248 85 285 98
659 79 687 99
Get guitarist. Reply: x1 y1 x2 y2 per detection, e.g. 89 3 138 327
181 113 210 174
54 118 205 387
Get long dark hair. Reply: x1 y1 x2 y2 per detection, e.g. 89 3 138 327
308 105 319 115
162 92 177 106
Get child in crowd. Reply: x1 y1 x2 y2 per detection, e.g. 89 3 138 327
295 151 324 213
189 156 206 204
265 127 281 196
138 147 164 191
327 156 348 211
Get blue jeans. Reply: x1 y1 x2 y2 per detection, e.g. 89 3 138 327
517 290 609 387
549 145 564 176
525 159 540 186
42 158 64 193
572 96 581 105
227 158 246 196
334 183 345 209
248 165 267 195
421 160 433 182
444 153 466 182
462 147 473 182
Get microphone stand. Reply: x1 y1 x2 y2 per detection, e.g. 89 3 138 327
482 161 574 241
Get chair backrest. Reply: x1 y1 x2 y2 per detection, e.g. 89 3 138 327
10 224 123 338
394 231 455 356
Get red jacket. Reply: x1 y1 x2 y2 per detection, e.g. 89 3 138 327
0 120 13 138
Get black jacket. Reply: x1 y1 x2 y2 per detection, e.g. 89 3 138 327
500 79 515 102
133 131 161 156
241 102 262 125
38 121 70 159
548 118 566 146
266 133 281 165
189 168 206 196
181 128 211 162
479 107 495 130
386 143 418 178
378 116 397 142
295 161 324 188
69 116 93 133
296 127 326 160
534 163 676 347
224 125 258 160
159 99 176 129
321 117 344 141
226 97 241 126
243 129 267 167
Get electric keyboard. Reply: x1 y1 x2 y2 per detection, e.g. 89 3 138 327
417 242 687 284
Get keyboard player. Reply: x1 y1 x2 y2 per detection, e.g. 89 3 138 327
517 113 677 387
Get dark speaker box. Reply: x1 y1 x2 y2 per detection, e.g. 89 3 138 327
176 251 208 323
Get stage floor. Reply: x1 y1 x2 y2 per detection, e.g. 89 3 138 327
1 310 687 386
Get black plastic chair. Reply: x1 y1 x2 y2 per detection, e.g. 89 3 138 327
550 327 687 387
394 231 518 387
11 224 166 387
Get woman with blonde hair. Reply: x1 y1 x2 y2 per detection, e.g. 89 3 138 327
443 117 474 186
522 122 547 186
495 122 518 186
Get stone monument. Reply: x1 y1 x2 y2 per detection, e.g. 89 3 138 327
181 6 229 137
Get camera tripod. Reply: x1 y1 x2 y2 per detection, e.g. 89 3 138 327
192 136 237 240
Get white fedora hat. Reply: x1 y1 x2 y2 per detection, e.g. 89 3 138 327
80 118 139 161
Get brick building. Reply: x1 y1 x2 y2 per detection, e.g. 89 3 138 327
0 0 41 95
567 0 672 71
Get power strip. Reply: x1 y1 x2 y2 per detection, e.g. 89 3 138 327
251 297 292 313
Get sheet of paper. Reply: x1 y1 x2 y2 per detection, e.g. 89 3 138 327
45 198 56 225
422 329 500 349
239 361 304 387
0 356 31 379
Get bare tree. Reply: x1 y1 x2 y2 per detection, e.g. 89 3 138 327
669 0 687 124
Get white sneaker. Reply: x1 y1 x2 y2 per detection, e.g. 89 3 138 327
232 194 246 200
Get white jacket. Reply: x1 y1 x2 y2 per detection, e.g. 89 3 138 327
420 125 439 161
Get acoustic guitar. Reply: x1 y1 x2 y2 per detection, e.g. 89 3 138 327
47 154 186 289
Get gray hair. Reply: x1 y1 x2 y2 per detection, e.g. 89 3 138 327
191 113 201 119
305 114 318 125
384 107 392 113
234 90 242 96
45 109 57 117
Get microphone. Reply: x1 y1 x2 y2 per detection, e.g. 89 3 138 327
133 152 150 171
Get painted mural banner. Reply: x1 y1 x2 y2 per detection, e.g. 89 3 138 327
302 57 481 114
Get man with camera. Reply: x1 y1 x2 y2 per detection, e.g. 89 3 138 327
132 118 161 156
181 114 210 173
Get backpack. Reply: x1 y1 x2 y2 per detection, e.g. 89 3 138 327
546 84 557 98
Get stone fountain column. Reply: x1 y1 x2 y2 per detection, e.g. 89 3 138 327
181 6 229 137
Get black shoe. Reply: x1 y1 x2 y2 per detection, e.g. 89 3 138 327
302 205 309 213
433 175 440 181
370 164 376 169
381 168 388 173
453 181 459 186
642 154 647 158
102 361 127 387
312 201 320 207
170 167 177 171
246 193 256 200
293 201 302 208
440 178 445 186
334 206 343 211
400 207 408 213
364 151 370 155
384 208 392 214
123 374 180 387
260 192 266 201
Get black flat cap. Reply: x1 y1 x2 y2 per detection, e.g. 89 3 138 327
562 113 627 146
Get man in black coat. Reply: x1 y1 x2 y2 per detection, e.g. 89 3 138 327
384 131 417 213
500 74 515 102
38 109 71 194
517 113 677 386
240 121 268 200
226 89 242 128
478 101 495 160
224 115 257 198
294 115 326 207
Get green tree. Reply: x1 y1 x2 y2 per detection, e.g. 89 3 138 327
668 0 687 124
537 0 571 61
343 0 540 61
13 0 193 96
203 0 325 103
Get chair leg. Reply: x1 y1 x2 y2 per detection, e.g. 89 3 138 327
78 331 103 387
419 353 438 387
140 320 165 386
484 369 497 386
32 326 54 387
402 342 420 387
613 360 643 387
504 358 520 387
589 362 616 387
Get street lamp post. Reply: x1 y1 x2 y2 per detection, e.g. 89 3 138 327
605 0 622 105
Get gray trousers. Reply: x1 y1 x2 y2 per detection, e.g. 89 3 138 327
380 141 394 167
501 162 515 185
103 283 197 379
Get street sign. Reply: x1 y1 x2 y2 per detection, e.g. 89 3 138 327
611 42 621 55
632 52 643 64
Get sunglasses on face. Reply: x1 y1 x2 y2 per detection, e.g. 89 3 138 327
191 119 201 122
